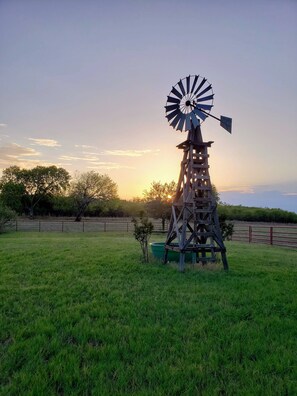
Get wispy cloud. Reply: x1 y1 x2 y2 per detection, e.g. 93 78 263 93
88 161 135 170
0 123 7 128
59 155 99 161
219 186 255 194
0 143 40 159
103 149 160 157
28 138 61 147
0 143 55 170
282 192 297 196
75 144 98 149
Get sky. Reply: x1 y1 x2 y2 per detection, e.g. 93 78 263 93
0 0 296 212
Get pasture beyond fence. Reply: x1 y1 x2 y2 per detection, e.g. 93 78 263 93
4 219 297 249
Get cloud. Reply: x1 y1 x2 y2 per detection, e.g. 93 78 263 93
0 143 40 159
282 192 297 196
219 186 255 194
103 149 160 157
0 123 7 128
0 143 60 170
28 138 61 147
75 144 98 149
59 155 99 161
87 161 135 170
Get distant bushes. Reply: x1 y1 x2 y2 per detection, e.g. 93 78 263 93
218 204 297 223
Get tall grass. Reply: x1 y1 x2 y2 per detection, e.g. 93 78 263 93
0 232 296 395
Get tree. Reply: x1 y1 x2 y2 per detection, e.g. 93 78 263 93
132 212 154 263
0 166 71 218
211 184 220 204
70 171 118 221
143 181 176 231
0 202 16 233
0 182 26 214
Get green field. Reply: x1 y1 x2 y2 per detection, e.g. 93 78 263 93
0 233 296 395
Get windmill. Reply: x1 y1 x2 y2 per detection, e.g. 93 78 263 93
164 74 232 271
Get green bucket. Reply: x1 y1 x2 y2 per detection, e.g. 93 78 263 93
150 242 193 262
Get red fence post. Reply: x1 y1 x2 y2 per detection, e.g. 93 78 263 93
270 227 273 245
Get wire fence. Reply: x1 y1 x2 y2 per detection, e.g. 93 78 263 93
3 219 297 249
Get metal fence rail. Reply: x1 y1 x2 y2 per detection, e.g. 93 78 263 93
232 224 297 249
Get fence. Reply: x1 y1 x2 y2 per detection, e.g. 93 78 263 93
5 218 167 233
4 220 297 249
232 223 297 249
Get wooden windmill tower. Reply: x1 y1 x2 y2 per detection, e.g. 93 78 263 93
164 75 232 271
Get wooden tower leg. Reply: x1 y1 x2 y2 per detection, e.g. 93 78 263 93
179 252 185 272
221 251 229 270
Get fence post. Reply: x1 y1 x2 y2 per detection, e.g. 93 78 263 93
39 221 41 232
270 227 273 245
127 222 129 232
83 221 85 232
15 220 18 232
62 221 64 232
104 222 106 232
249 226 252 243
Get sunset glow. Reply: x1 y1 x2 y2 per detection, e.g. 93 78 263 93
0 1 296 211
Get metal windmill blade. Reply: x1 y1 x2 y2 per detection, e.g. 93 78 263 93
165 75 214 132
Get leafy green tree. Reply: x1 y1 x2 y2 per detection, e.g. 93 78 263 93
132 212 154 263
51 195 75 217
0 166 71 218
0 202 16 233
70 171 118 221
143 181 176 231
0 182 26 214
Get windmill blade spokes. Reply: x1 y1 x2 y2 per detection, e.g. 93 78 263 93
196 103 213 111
185 114 192 131
166 108 180 121
196 94 214 102
177 114 186 131
186 76 190 94
167 96 180 104
178 80 186 96
165 104 179 112
170 113 181 129
190 113 200 128
171 86 183 99
193 77 206 96
193 108 207 121
190 75 199 93
196 84 212 98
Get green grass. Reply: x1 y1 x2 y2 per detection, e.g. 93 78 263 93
0 232 296 395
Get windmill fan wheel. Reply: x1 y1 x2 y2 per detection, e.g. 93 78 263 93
165 75 214 132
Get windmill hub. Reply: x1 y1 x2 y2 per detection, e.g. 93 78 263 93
185 100 191 107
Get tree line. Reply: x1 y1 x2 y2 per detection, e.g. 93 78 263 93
0 165 296 224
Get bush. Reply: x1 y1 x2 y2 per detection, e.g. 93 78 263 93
132 212 154 263
0 203 16 233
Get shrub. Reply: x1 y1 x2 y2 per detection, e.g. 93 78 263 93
132 212 154 263
0 203 16 233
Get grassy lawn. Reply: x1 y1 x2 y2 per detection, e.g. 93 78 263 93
0 232 296 395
